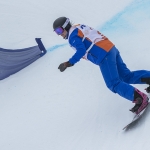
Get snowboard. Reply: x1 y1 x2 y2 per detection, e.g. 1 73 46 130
123 102 150 130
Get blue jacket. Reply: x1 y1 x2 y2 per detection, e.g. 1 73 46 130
68 25 114 65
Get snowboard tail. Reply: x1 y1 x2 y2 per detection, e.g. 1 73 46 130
123 102 150 130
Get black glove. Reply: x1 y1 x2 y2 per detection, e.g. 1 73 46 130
58 61 73 72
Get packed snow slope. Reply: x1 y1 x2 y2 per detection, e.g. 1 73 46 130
0 0 150 150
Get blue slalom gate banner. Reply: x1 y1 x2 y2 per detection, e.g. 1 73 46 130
0 38 47 80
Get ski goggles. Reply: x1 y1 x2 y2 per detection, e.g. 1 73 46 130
54 18 70 35
54 27 64 35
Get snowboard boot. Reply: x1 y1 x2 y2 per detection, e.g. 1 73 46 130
130 89 149 114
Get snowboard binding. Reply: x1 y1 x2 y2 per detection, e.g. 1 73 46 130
141 77 150 93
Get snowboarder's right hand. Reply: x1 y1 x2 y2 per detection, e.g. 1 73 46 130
58 61 73 72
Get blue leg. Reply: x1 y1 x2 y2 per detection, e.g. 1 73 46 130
99 47 134 101
116 50 150 84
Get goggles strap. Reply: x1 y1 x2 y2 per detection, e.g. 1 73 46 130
62 18 70 28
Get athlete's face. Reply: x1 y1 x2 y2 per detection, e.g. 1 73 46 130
60 29 68 39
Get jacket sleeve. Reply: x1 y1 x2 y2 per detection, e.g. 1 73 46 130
69 32 86 65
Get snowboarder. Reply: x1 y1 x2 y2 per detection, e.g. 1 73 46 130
53 16 149 114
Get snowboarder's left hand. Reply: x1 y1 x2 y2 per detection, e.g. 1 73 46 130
58 61 73 72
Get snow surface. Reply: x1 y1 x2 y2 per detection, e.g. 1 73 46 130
0 0 150 149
